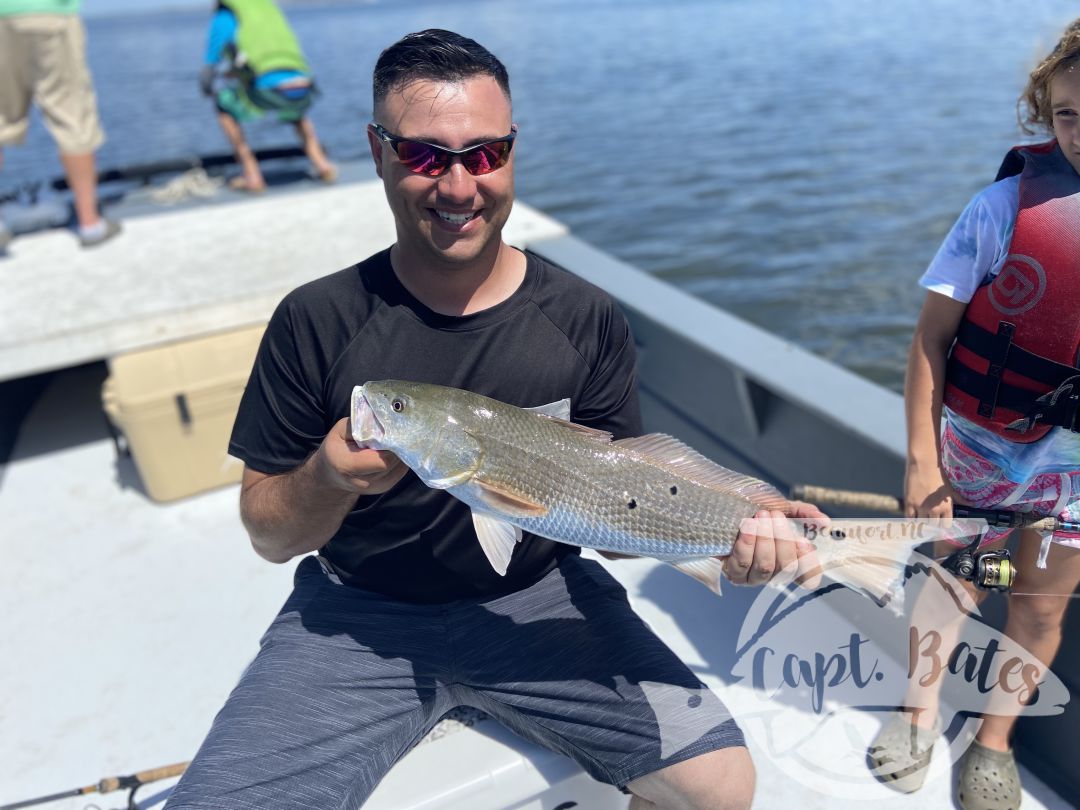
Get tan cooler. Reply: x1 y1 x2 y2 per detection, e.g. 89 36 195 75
102 324 266 502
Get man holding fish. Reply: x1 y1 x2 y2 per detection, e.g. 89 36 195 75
166 29 824 810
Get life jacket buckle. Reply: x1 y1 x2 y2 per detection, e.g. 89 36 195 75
1006 374 1080 434
977 322 1016 419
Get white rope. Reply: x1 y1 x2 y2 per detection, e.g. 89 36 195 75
148 168 224 204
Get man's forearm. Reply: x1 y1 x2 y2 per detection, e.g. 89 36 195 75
240 452 358 563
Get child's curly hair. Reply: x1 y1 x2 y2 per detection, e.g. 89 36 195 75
1019 18 1080 134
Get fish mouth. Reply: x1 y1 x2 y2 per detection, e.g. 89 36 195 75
350 385 385 449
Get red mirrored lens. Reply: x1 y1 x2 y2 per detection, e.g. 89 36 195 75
461 141 511 175
395 141 449 177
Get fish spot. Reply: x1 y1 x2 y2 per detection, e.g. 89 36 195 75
627 498 638 510
670 485 678 496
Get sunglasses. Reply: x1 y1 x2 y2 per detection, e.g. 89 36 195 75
369 123 517 177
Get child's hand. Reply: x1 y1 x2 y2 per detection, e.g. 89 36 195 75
904 460 957 519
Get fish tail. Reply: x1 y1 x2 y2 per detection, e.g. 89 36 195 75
809 525 919 608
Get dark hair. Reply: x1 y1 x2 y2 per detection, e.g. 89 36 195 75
372 29 511 114
1019 17 1080 134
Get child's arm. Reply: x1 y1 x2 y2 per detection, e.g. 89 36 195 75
904 290 967 518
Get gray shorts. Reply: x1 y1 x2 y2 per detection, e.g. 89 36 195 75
166 553 744 809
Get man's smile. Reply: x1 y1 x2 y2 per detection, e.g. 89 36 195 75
431 208 481 228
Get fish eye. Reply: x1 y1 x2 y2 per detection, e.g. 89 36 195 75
391 398 405 413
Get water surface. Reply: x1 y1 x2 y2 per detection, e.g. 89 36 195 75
4 0 1076 391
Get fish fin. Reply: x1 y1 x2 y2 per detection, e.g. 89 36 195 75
428 470 479 489
812 528 913 608
474 478 550 518
668 558 724 595
613 434 788 511
525 397 572 420
472 511 522 576
535 415 614 443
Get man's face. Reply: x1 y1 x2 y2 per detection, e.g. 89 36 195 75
370 75 515 271
1051 66 1080 176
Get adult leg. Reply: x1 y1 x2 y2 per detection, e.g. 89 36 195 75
452 555 751 810
59 149 120 245
216 110 265 192
166 557 455 810
59 151 102 229
26 14 117 244
293 116 335 180
626 748 754 810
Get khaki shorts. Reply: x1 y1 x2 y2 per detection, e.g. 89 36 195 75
0 14 105 154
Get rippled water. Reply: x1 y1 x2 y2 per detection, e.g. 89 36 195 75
3 0 1076 390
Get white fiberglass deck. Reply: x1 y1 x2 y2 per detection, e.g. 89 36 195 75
1 366 1070 810
0 167 567 382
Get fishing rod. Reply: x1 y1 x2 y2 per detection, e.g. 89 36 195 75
790 483 1080 534
791 484 1080 595
0 762 188 810
787 483 1080 595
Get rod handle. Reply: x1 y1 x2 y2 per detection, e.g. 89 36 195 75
790 484 903 514
97 761 189 793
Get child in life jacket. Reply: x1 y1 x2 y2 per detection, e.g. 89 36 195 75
869 18 1080 810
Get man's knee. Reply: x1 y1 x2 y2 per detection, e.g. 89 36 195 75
626 746 755 810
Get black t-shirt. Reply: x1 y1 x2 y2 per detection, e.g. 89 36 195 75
229 247 643 603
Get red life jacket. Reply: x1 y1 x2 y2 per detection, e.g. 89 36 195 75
943 140 1080 442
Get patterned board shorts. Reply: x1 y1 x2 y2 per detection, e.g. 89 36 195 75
215 80 313 124
941 421 1080 548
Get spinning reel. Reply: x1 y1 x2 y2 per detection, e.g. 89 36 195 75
941 535 1016 592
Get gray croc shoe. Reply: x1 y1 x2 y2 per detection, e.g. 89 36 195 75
958 739 1021 810
868 713 941 793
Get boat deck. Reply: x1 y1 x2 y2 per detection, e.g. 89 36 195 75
2 374 1070 810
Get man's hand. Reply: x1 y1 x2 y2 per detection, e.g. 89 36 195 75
722 501 825 589
316 416 409 496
